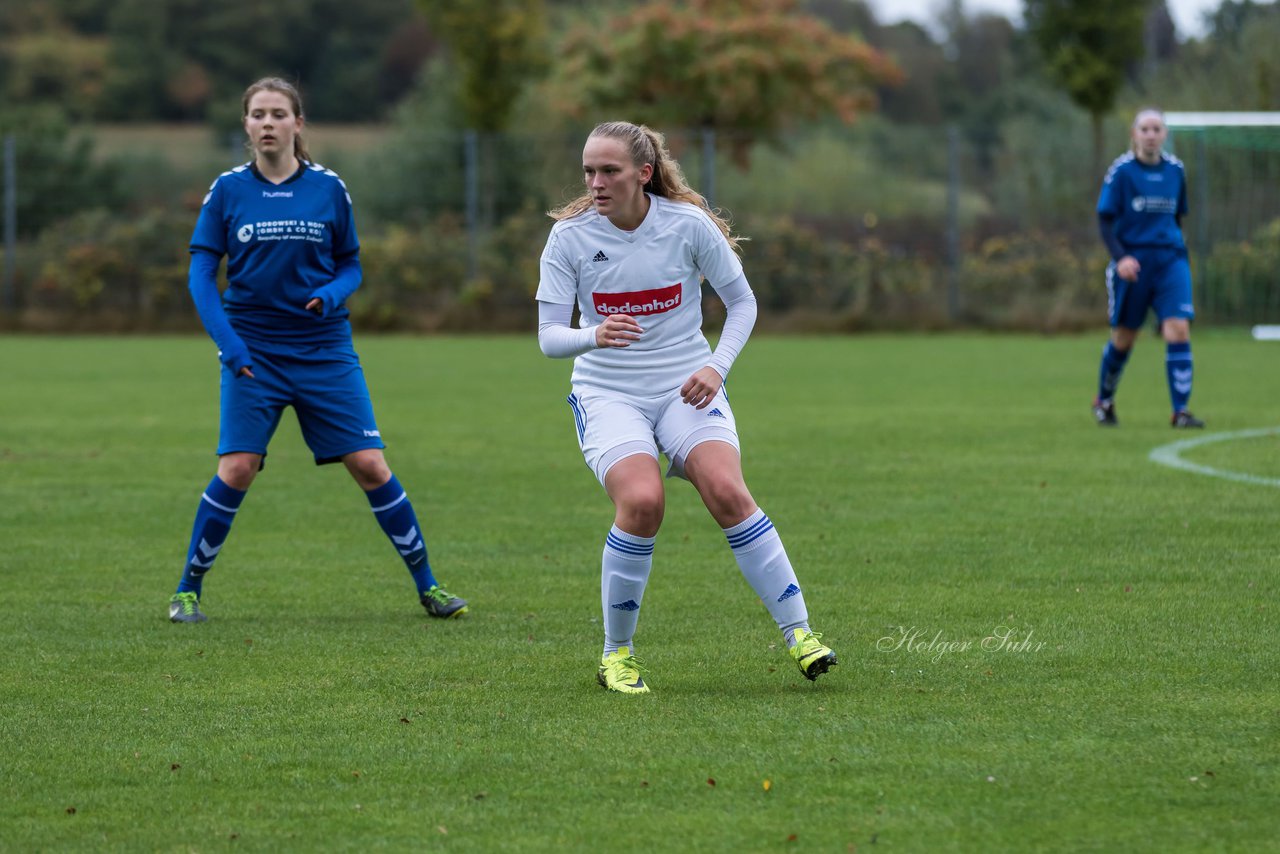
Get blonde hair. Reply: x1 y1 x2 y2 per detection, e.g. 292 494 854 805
241 77 311 163
550 121 742 253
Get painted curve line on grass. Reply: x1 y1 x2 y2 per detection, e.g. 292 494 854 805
1148 426 1280 488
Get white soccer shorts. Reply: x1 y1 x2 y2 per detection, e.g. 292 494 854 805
565 385 741 483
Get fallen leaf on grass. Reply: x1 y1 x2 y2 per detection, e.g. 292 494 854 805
474 792 487 800
437 826 448 835
170 764 181 771
400 718 411 724
707 778 716 787
65 807 76 815
763 779 772 792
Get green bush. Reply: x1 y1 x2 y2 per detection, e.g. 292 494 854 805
1198 218 1280 323
958 231 1108 331
10 206 1237 335
17 207 190 329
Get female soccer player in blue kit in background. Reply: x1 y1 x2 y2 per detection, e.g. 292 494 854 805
167 77 467 622
1092 108 1204 429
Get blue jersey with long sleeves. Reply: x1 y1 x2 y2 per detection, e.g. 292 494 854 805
1096 152 1187 253
190 161 360 350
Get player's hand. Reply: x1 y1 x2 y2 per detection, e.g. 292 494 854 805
239 367 255 379
306 297 323 314
1116 255 1140 282
595 314 643 348
680 366 723 409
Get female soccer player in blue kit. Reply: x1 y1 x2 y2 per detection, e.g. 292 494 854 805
1092 108 1204 429
537 121 837 694
167 77 467 623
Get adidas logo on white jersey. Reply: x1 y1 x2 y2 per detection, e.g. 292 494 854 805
592 250 609 262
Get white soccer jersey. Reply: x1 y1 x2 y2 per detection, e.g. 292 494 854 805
537 194 744 395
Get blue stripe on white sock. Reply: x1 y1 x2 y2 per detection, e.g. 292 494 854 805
726 514 774 549
606 531 654 556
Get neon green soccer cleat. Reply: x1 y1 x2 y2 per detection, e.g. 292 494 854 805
420 584 468 618
597 646 649 694
168 591 207 623
790 628 837 681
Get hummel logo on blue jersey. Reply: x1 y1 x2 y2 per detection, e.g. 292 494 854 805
707 408 726 419
777 583 801 602
611 599 640 612
592 251 609 262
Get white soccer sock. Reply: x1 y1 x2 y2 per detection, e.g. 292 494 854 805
724 509 809 645
601 526 655 657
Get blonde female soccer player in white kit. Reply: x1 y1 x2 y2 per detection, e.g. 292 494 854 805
536 121 837 694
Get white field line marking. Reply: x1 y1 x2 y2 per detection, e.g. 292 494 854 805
1148 427 1280 488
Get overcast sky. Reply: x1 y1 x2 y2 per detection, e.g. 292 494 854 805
862 0 1245 39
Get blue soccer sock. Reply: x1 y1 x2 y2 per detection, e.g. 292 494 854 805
601 526 655 657
177 476 246 596
366 474 438 595
724 509 809 645
1097 341 1131 402
1166 341 1193 413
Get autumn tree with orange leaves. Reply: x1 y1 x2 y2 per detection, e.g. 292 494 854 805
551 0 902 166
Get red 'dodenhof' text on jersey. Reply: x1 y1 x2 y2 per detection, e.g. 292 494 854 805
537 194 744 395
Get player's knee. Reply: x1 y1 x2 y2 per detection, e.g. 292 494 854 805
1162 319 1190 342
341 448 389 483
217 454 260 490
1111 327 1138 350
699 476 755 525
616 491 664 536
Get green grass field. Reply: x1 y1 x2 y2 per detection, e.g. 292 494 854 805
2 332 1277 852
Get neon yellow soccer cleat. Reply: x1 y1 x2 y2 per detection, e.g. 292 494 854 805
168 591 207 623
420 584 468 618
597 646 650 694
790 628 837 681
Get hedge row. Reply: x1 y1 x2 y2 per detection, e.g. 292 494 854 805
4 207 1276 333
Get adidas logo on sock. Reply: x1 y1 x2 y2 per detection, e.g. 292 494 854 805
707 408 726 419
592 250 609 262
777 583 801 602
611 599 640 611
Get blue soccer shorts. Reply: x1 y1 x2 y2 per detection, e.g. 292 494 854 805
1106 247 1194 330
217 344 385 465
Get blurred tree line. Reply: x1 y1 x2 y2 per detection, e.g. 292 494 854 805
3 0 1280 331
